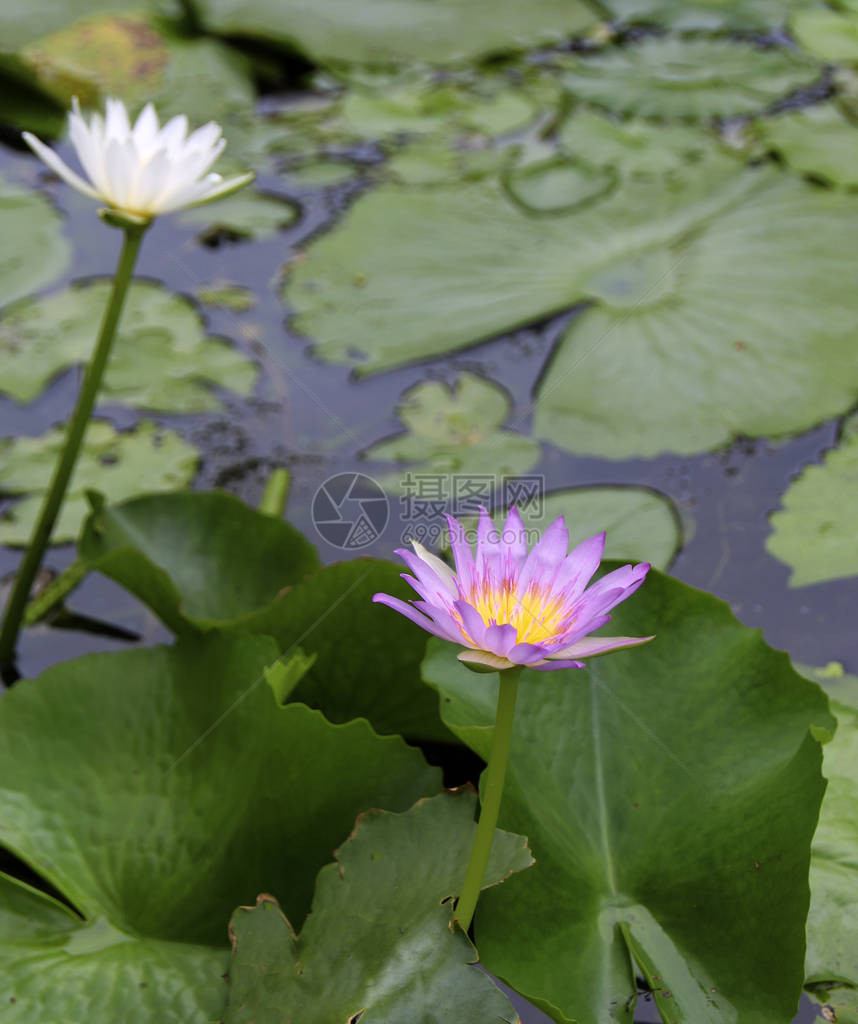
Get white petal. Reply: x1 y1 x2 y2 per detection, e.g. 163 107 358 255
22 132 100 199
68 110 107 195
132 102 160 154
175 136 226 183
411 541 458 596
182 120 222 155
103 137 137 208
157 114 189 157
134 150 173 213
183 170 255 208
104 97 131 141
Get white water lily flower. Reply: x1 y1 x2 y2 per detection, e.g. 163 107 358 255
22 97 253 220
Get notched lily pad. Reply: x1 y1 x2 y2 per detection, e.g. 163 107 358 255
364 372 540 488
505 157 617 213
766 413 858 587
224 790 532 1024
753 103 858 187
561 37 820 121
423 568 835 1024
0 279 258 409
0 420 198 547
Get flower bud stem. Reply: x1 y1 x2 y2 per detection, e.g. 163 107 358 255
454 664 522 934
0 224 147 674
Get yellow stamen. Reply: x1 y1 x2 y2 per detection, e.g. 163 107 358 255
463 580 569 645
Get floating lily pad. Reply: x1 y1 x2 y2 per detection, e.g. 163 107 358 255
557 109 718 176
791 5 858 62
505 157 616 213
0 634 440 1021
285 160 359 187
287 156 759 373
0 175 70 308
605 0 810 31
561 37 820 121
754 103 858 187
386 138 508 185
0 280 258 409
195 0 598 66
180 189 298 242
224 791 532 1024
196 282 255 312
0 0 150 52
766 414 858 587
446 486 682 571
533 173 858 458
364 373 540 488
423 568 834 1024
0 420 198 547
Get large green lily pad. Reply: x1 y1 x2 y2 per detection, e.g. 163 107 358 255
79 495 451 740
195 0 598 67
224 790 532 1023
179 188 298 242
753 103 858 187
0 634 441 1021
561 38 820 121
0 872 227 1024
78 490 320 632
445 486 682 571
766 414 858 587
533 172 858 458
287 156 759 373
0 279 258 409
422 568 834 1024
0 421 198 547
0 175 70 308
364 372 540 488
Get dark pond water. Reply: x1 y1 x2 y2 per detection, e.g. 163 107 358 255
0 119 850 1023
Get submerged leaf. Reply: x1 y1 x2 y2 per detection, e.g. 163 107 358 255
224 790 531 1024
0 280 258 409
0 421 198 546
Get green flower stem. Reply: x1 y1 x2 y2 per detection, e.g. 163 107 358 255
0 223 147 672
454 664 522 933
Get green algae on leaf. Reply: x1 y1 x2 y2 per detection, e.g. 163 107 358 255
224 791 531 1024
0 175 70 307
766 414 858 587
561 37 821 121
423 569 834 1024
0 421 198 547
364 373 540 488
0 280 258 410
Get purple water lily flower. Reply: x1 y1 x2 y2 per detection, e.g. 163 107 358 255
373 506 653 671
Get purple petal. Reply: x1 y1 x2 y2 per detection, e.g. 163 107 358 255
395 547 457 603
445 514 476 592
475 505 502 578
517 515 569 593
501 506 528 562
530 659 585 671
373 593 459 641
584 563 650 602
553 531 606 597
453 599 488 648
548 635 654 660
484 622 518 657
508 642 553 665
